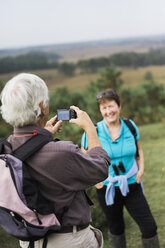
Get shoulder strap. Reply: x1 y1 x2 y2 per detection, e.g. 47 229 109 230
12 134 53 161
0 138 12 154
123 119 139 158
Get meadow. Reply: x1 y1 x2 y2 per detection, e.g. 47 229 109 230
1 65 165 91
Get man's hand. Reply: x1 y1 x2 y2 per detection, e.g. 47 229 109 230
44 116 62 136
69 105 101 151
69 106 94 131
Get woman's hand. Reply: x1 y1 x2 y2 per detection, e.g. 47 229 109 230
95 182 104 189
136 142 144 184
136 170 144 184
44 116 62 136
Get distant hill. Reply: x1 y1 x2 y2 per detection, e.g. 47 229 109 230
0 34 165 62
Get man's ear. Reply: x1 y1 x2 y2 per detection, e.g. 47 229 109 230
39 101 46 115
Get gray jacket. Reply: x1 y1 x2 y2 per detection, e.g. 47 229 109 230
5 125 110 226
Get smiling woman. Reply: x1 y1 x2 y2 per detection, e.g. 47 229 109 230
97 90 121 141
81 89 159 248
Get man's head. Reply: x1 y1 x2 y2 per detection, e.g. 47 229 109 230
0 73 49 127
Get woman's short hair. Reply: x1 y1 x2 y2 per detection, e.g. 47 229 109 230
96 89 120 107
0 73 49 127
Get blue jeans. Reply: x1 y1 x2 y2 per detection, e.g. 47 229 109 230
96 183 157 238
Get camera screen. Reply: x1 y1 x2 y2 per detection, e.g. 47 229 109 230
57 110 70 120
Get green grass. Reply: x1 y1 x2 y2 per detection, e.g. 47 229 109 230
1 122 165 247
121 65 165 88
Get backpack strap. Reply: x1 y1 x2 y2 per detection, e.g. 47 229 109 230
29 241 34 248
12 134 53 161
42 236 48 248
123 119 139 158
29 236 47 248
0 138 12 154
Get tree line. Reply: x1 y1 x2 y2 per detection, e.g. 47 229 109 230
0 52 59 73
1 65 165 138
1 48 165 75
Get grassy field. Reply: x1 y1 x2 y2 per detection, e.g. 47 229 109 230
121 65 165 87
0 122 165 247
0 65 165 92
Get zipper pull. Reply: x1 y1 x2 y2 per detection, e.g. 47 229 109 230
22 219 27 229
4 155 8 167
33 209 42 225
10 211 18 226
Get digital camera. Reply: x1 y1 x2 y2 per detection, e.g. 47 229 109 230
57 109 77 121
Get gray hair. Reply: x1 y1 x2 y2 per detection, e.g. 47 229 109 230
0 73 49 127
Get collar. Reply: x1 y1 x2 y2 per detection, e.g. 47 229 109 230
102 118 124 142
13 125 53 139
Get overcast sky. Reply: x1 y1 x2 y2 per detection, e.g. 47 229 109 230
0 0 165 50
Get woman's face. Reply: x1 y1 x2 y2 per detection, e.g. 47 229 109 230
99 99 121 124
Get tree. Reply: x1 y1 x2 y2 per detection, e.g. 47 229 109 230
144 71 153 81
58 63 76 76
96 65 123 91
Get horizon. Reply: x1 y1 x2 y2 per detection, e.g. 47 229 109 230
0 33 165 51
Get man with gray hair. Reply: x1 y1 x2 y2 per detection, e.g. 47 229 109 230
0 73 110 248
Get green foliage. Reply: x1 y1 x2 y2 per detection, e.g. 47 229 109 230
49 86 86 111
97 65 123 91
77 57 110 73
58 62 76 76
0 52 59 74
109 48 165 67
76 48 165 74
49 86 87 145
1 65 165 136
110 51 142 67
2 48 165 76
82 65 123 123
0 122 13 137
55 122 83 146
120 80 165 124
144 71 153 80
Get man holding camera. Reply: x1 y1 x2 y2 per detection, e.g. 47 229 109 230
0 73 110 248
